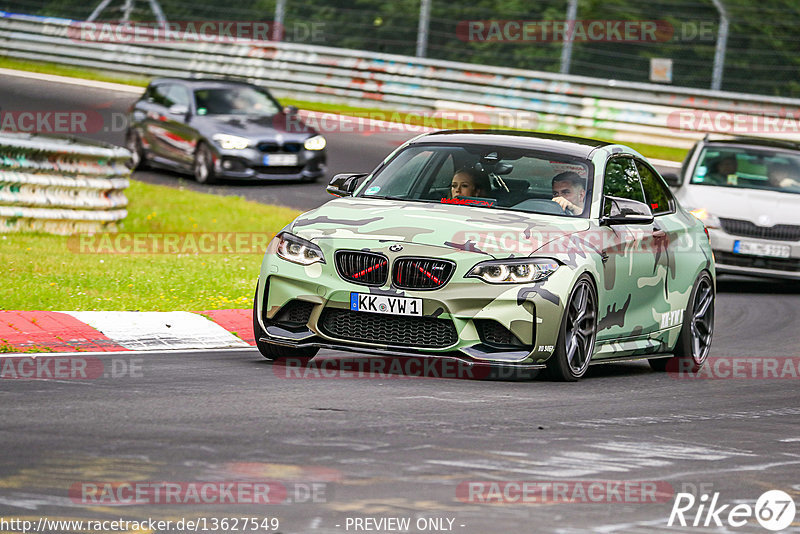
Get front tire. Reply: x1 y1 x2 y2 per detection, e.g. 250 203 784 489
193 142 216 184
546 274 597 381
649 271 714 372
252 288 318 361
125 130 146 170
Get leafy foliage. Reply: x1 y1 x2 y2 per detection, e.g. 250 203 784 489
3 0 799 96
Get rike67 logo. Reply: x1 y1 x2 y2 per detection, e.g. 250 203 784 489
669 490 796 531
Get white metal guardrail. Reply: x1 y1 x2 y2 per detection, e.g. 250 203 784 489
0 132 130 234
1 12 800 149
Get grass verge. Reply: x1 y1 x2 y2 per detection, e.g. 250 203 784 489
1 58 687 162
0 56 148 87
0 343 49 353
1 180 300 311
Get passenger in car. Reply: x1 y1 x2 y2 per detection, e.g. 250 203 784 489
450 167 491 198
767 162 800 189
551 171 587 215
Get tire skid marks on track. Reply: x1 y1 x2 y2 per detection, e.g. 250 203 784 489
651 458 800 483
280 437 391 452
426 440 754 478
559 406 800 428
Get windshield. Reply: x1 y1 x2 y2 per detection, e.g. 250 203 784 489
193 87 281 116
356 144 593 217
690 146 800 194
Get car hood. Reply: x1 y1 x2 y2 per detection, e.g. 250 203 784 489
682 185 800 225
290 197 591 257
191 113 316 140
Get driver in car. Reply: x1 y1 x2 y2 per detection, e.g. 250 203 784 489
551 171 586 215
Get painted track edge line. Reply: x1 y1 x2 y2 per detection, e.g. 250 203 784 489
0 67 143 93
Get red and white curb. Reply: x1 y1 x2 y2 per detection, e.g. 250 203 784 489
0 310 254 353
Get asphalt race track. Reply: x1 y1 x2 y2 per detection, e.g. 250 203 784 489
2 74 800 533
0 73 677 212
0 73 416 212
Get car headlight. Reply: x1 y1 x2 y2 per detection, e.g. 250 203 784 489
212 134 250 150
466 259 559 284
304 135 326 151
689 208 721 229
275 232 325 265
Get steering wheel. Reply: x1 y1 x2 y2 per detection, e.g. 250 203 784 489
511 198 569 215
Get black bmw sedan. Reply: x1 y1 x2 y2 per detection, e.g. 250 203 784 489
125 78 327 183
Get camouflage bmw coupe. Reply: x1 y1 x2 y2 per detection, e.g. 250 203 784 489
253 131 715 380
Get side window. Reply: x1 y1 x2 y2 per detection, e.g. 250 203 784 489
151 84 175 107
635 160 675 215
604 157 644 198
166 85 190 108
603 157 645 217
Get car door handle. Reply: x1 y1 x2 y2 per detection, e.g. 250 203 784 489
653 229 666 238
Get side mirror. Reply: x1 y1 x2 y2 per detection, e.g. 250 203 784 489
662 172 681 187
168 104 189 117
284 105 299 116
327 173 366 197
601 196 654 225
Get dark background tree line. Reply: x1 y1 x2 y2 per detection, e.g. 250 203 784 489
3 0 799 98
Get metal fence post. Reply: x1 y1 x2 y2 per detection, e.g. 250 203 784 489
710 0 729 91
274 0 286 41
560 0 578 75
416 0 431 58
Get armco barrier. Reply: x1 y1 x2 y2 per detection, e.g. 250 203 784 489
1 12 800 148
0 133 130 234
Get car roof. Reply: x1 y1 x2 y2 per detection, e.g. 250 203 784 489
149 77 260 90
410 130 613 158
700 135 800 152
